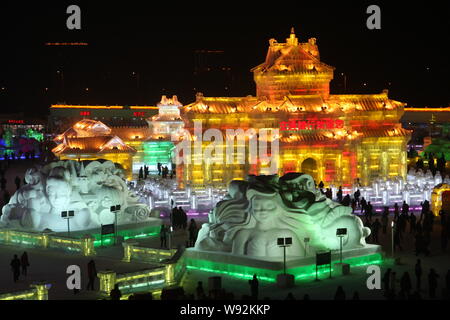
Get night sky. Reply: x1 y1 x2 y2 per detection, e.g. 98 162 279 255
0 1 448 117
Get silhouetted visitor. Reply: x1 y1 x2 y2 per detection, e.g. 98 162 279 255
402 201 409 216
110 284 122 300
371 219 381 243
249 274 259 299
14 176 21 190
179 207 187 229
138 167 144 180
157 163 162 176
394 203 399 221
160 224 168 248
303 294 310 300
20 251 29 276
360 197 367 211
337 186 343 203
285 292 295 300
342 194 351 206
188 219 198 247
428 269 439 299
171 206 179 228
318 181 324 190
87 260 97 291
400 272 412 296
410 212 417 234
196 281 205 299
352 291 360 300
394 227 402 251
415 259 422 290
383 269 391 296
382 207 389 234
354 189 361 205
365 201 373 222
334 286 346 300
10 254 21 282
390 272 397 295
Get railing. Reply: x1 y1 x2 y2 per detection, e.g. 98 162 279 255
0 229 95 256
0 283 51 300
98 246 186 297
122 240 176 263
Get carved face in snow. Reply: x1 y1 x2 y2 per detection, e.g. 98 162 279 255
279 173 317 207
250 194 277 224
45 178 72 210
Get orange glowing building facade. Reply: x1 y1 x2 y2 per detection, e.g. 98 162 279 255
180 29 411 187
52 119 136 178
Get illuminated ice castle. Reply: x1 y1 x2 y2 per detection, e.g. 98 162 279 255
178 29 411 187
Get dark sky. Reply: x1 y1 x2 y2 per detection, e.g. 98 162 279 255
0 1 448 117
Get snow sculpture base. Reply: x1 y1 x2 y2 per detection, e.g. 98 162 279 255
54 219 162 244
185 244 382 282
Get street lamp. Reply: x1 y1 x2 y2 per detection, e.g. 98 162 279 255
341 73 347 92
110 205 121 244
277 237 292 275
168 226 173 250
336 228 347 263
391 220 395 257
61 210 75 237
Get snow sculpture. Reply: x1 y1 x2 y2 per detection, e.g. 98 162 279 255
195 173 371 258
0 160 158 232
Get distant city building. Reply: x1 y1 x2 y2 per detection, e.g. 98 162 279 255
193 49 232 96
0 113 46 158
401 107 450 143
48 105 159 133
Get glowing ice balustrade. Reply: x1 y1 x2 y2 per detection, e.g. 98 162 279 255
185 252 384 283
122 241 177 263
0 283 51 300
349 169 444 211
99 247 185 296
0 229 96 256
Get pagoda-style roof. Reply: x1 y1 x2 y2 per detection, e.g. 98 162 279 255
52 119 137 155
251 29 334 75
54 119 112 143
327 92 406 112
182 90 406 114
52 136 136 155
280 126 411 144
251 29 335 100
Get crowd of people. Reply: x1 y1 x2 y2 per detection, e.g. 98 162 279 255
138 163 174 181
159 205 199 249
9 252 30 282
381 264 450 300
